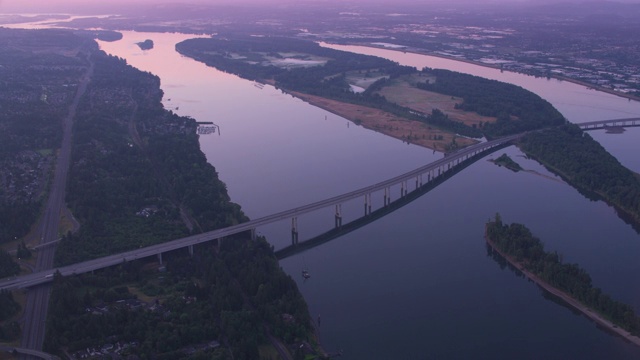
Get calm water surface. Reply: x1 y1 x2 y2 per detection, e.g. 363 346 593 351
94 33 640 359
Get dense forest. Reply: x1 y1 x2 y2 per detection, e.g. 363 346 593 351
518 124 640 225
486 216 640 335
0 249 19 279
417 68 566 137
33 31 319 359
0 289 20 341
57 49 246 265
45 238 316 359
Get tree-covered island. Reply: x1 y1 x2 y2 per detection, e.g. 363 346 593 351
490 153 523 172
518 124 640 228
176 35 565 152
486 216 640 346
137 39 154 50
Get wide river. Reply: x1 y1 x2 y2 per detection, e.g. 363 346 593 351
95 32 640 359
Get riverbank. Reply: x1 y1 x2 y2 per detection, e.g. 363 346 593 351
358 43 640 104
485 229 640 348
284 89 477 152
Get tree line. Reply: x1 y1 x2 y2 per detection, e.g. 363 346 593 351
417 68 566 137
45 237 316 359
518 124 640 226
487 216 640 335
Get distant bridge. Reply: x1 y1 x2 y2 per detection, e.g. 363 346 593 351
578 117 640 130
1 118 638 291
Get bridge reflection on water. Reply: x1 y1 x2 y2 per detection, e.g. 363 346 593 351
0 119 637 291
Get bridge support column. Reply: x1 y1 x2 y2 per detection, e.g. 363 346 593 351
364 193 372 215
250 228 257 241
335 204 342 228
157 252 163 265
416 176 419 189
188 245 194 257
291 217 299 245
384 187 390 206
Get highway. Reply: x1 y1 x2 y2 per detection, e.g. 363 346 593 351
3 115 636 356
578 117 640 129
1 119 634 294
19 52 94 354
0 132 522 292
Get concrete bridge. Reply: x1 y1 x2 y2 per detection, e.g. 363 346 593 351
1 117 638 291
578 117 640 130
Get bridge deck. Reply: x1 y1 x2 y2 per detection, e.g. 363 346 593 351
1 117 635 291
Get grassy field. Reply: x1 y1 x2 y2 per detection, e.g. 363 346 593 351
378 74 497 127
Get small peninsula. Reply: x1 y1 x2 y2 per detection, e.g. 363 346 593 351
136 39 154 50
486 215 640 347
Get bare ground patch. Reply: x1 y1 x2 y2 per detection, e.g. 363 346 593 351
289 91 477 152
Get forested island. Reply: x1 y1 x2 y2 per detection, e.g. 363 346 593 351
490 153 523 172
518 124 640 227
486 216 640 345
137 39 154 50
176 35 565 151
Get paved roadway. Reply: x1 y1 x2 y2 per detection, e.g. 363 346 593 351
1 112 635 355
0 133 523 292
0 345 59 360
1 119 635 294
578 117 640 129
19 53 94 354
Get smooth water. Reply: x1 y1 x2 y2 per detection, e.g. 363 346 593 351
93 32 640 359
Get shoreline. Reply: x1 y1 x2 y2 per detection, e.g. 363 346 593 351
344 43 640 104
273 86 478 152
485 231 640 348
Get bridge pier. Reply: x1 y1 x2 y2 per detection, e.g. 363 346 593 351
250 228 257 241
335 204 342 228
188 245 194 257
384 187 390 206
157 252 163 265
291 217 299 245
363 193 372 215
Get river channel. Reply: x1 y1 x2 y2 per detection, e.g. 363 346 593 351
0 13 594 355
94 33 640 359
6 12 640 358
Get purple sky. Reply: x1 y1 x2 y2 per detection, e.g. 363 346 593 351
2 0 639 14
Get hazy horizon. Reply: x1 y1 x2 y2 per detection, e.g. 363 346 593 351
3 0 640 14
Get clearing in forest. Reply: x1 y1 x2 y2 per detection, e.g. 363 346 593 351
377 74 497 128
